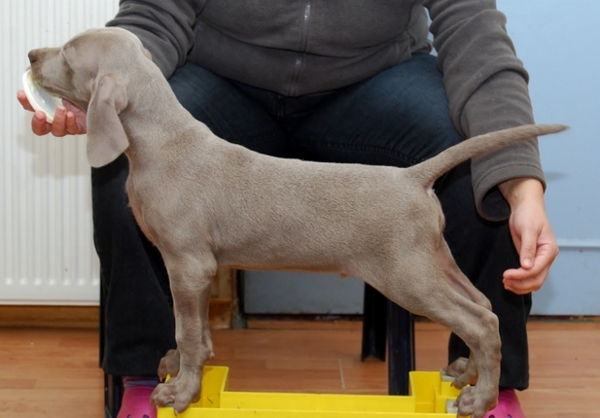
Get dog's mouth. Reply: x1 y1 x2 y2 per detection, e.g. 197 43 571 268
28 67 59 96
26 67 88 118
32 71 88 113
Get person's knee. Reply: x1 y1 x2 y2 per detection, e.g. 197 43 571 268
322 55 463 160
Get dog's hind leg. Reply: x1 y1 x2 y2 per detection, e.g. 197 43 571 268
365 257 500 418
150 251 217 414
436 240 492 311
436 239 492 387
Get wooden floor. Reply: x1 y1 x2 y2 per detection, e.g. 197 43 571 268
1 319 599 417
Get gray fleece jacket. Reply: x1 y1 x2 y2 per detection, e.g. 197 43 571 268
106 0 544 221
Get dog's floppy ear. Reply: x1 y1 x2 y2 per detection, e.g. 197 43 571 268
86 73 129 167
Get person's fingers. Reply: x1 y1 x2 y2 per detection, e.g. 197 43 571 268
17 90 35 112
503 239 557 294
63 100 88 134
50 106 69 137
503 267 549 294
65 111 79 135
31 110 52 136
516 227 537 270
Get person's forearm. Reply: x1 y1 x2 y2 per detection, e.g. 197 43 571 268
498 177 545 212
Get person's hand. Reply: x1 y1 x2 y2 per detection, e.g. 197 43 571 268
17 89 87 137
499 178 559 294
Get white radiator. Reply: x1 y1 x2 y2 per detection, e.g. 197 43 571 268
1 0 119 305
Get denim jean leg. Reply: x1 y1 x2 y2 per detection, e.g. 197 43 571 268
94 155 175 376
290 53 529 389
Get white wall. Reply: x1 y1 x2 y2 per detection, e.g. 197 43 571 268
0 0 119 304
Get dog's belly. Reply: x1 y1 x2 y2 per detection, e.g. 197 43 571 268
214 224 351 272
219 248 352 276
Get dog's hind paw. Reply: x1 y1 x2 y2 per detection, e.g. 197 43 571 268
447 357 478 389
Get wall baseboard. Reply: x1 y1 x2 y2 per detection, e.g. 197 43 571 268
0 298 233 329
3 304 596 330
0 305 99 328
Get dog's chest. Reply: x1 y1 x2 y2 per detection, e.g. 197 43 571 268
125 175 157 245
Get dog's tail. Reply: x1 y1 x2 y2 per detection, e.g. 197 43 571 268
406 124 568 187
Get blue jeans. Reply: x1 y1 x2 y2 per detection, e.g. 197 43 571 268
94 53 530 390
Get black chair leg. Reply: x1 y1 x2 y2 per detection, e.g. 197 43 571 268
361 283 415 395
104 373 123 418
361 283 388 361
387 301 415 395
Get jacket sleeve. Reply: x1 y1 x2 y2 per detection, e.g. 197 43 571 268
106 0 205 79
424 0 545 221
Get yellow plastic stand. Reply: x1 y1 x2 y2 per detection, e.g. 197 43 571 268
157 366 461 417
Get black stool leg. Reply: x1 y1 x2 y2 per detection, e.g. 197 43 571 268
361 283 387 361
102 298 122 417
387 301 415 395
361 283 416 395
104 373 123 418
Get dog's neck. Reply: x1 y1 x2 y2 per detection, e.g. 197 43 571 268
117 70 212 169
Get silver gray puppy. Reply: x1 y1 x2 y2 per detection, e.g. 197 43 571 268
28 27 566 417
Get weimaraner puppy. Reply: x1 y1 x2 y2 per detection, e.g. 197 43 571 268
27 27 566 417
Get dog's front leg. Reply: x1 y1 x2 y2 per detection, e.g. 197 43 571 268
157 317 214 379
151 253 216 413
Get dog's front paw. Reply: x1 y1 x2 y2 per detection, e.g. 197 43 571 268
151 372 201 414
455 385 497 418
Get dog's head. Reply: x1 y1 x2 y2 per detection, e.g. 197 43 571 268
28 27 153 167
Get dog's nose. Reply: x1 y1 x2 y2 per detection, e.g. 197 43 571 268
28 50 39 64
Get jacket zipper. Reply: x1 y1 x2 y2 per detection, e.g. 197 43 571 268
289 1 311 96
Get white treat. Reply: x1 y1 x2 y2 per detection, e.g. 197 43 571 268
22 69 63 123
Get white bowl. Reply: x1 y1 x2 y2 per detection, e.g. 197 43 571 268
22 69 63 123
